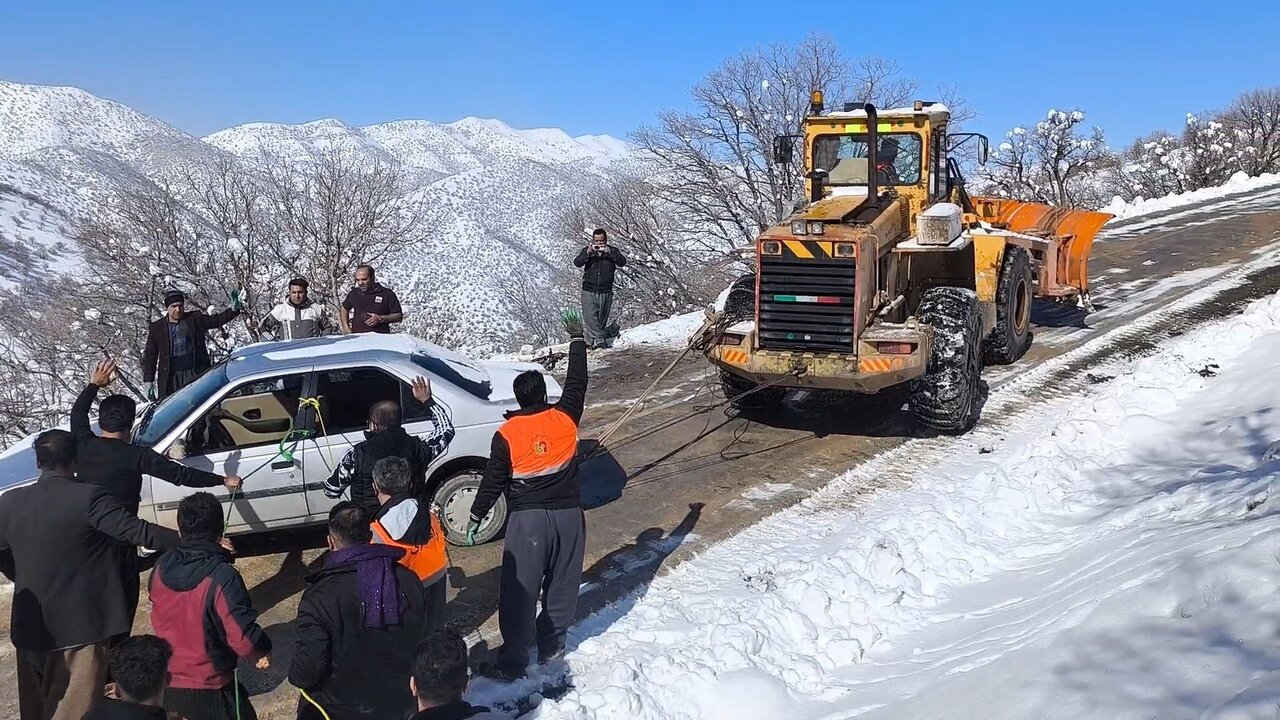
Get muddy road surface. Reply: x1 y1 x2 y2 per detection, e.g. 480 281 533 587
2 186 1278 718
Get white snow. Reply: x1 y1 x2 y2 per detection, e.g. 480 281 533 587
478 289 1280 719
1102 170 1280 221
611 312 705 349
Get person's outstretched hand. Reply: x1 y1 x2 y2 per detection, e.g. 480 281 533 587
90 358 116 388
411 376 432 404
561 309 583 340
256 655 271 670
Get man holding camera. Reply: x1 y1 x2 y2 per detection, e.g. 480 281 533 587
572 228 626 349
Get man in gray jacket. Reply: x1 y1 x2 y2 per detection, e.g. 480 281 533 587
260 278 332 340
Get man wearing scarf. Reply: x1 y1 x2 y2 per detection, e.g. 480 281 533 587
290 502 428 720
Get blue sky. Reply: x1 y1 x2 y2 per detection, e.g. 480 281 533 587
2 1 1274 148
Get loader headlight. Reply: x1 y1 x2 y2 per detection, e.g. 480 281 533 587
810 221 825 235
790 220 807 235
761 240 782 255
718 333 745 346
834 242 855 257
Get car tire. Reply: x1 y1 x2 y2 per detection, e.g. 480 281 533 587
433 469 507 546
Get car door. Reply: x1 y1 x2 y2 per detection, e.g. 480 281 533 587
297 365 406 518
151 370 311 533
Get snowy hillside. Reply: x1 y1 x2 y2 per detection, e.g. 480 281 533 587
0 79 632 351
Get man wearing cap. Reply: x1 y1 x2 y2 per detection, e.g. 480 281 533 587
142 289 244 401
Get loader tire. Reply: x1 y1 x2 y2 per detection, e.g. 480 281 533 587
720 370 786 409
983 246 1034 365
910 286 982 433
724 274 756 323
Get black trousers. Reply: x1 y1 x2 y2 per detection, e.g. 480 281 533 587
165 682 257 720
496 507 586 672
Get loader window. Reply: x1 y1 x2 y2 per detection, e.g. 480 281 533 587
813 133 922 186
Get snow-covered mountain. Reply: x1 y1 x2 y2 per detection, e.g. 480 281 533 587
0 79 631 349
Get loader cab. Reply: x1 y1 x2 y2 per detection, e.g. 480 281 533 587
800 100 950 233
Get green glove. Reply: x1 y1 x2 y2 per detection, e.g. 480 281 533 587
146 382 157 402
230 289 246 312
560 308 584 340
466 521 480 546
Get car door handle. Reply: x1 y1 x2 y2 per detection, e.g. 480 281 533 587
271 459 294 471
244 409 262 420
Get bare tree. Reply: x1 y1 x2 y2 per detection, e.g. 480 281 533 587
634 34 927 256
258 144 428 309
979 109 1113 208
1223 88 1280 177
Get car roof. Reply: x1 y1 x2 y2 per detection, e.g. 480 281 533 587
226 333 477 383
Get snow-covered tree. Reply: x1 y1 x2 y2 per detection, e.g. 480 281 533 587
979 109 1112 208
1223 88 1280 177
1109 130 1189 200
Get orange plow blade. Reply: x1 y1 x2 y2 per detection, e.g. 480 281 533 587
969 196 1114 297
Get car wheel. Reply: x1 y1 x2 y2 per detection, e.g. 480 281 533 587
433 469 507 546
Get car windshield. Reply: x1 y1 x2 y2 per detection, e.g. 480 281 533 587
133 365 228 448
812 132 923 186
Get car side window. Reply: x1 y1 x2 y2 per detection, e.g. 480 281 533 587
185 373 306 456
316 367 412 434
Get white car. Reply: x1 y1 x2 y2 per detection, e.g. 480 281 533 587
0 333 560 546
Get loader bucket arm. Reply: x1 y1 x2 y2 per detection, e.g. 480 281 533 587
969 197 1114 295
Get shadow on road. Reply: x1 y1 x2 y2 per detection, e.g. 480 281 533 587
577 440 628 511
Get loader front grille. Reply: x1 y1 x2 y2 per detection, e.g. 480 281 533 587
757 254 856 352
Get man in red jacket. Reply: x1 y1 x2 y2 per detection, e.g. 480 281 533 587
149 493 270 720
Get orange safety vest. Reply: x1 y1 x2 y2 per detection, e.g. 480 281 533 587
371 511 449 586
498 407 579 482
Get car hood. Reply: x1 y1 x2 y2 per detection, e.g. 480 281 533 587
0 440 39 494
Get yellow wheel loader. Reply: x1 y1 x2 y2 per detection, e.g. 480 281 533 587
697 94 1113 432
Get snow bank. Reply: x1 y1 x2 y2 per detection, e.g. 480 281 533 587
611 312 703 349
1103 170 1280 221
479 290 1280 718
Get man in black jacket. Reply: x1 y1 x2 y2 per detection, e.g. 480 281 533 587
73 359 240 515
408 631 509 719
573 228 626 349
291 502 427 720
467 322 587 681
142 289 243 400
0 429 180 720
84 634 174 720
323 377 454 516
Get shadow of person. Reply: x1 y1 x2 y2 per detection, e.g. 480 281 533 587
579 501 702 609
445 563 503 638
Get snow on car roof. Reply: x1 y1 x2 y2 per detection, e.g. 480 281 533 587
226 333 488 383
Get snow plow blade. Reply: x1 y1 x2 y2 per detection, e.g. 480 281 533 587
969 196 1114 296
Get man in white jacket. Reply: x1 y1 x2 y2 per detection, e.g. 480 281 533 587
260 278 332 341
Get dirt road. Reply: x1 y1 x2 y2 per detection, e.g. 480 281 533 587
2 186 1278 718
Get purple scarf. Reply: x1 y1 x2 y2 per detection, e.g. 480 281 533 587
325 543 406 628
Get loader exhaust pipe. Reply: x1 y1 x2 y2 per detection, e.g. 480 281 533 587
864 103 878 202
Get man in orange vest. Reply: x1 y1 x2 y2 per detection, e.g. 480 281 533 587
467 312 588 681
370 457 450 630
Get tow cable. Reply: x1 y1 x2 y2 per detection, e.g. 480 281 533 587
586 316 805 459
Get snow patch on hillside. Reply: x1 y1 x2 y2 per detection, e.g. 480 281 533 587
476 289 1280 718
1103 170 1280 221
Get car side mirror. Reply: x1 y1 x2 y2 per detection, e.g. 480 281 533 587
773 135 794 166
979 136 989 165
